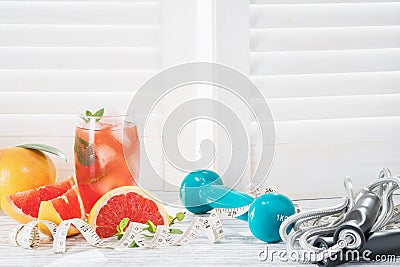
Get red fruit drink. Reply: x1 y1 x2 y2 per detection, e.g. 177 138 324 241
74 115 140 213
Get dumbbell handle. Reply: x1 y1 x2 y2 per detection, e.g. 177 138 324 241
199 185 254 221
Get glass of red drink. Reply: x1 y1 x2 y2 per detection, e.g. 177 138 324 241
74 111 140 213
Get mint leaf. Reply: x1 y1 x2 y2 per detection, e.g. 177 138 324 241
17 144 67 163
74 135 95 166
146 220 157 233
81 108 105 123
176 212 185 222
113 230 124 240
119 218 130 231
129 241 139 248
167 214 174 224
169 228 183 234
169 211 186 226
93 108 104 118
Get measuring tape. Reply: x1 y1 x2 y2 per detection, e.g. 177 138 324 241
10 205 251 253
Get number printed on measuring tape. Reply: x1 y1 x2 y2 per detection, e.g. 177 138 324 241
10 205 252 253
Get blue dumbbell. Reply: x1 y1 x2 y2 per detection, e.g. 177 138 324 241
180 170 295 242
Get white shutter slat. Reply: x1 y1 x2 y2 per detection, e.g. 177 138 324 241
269 141 400 198
0 25 161 47
259 94 400 121
251 0 400 4
9 0 158 2
251 48 400 75
0 2 160 25
250 26 400 51
250 3 400 28
252 71 400 98
0 114 75 137
3 113 397 144
0 92 134 114
0 69 155 92
275 116 400 144
0 47 160 69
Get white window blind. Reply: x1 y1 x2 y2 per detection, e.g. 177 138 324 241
0 0 201 191
248 0 400 198
0 0 162 188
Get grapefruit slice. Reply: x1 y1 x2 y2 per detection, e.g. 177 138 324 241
38 185 86 236
1 177 75 223
88 186 168 238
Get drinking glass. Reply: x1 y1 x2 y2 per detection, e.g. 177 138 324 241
74 112 140 213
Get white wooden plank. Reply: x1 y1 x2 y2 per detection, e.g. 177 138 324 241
0 2 160 25
1 199 399 265
0 69 157 92
251 71 400 98
0 92 134 114
250 3 400 28
0 25 161 47
0 47 160 69
250 48 400 75
250 26 400 51
261 94 400 121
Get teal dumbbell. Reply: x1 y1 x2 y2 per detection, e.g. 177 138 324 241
180 170 295 242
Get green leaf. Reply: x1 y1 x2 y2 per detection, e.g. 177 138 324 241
146 220 157 233
129 241 139 248
169 228 183 234
167 214 174 224
176 212 185 222
119 218 130 231
143 234 155 238
17 144 67 163
93 108 105 118
74 135 95 166
81 108 105 123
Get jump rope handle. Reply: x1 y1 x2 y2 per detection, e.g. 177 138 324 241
314 230 400 267
314 189 400 267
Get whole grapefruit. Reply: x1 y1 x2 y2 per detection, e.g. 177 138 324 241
0 147 57 210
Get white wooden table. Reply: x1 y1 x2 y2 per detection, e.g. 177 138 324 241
0 196 398 266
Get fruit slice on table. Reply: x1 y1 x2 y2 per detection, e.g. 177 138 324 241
88 186 168 238
38 185 86 236
1 177 75 223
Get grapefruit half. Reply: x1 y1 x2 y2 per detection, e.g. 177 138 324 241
88 186 168 238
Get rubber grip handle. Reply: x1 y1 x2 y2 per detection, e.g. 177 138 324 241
314 230 400 267
333 190 381 248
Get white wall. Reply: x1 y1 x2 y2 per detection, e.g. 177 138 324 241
1 0 399 198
